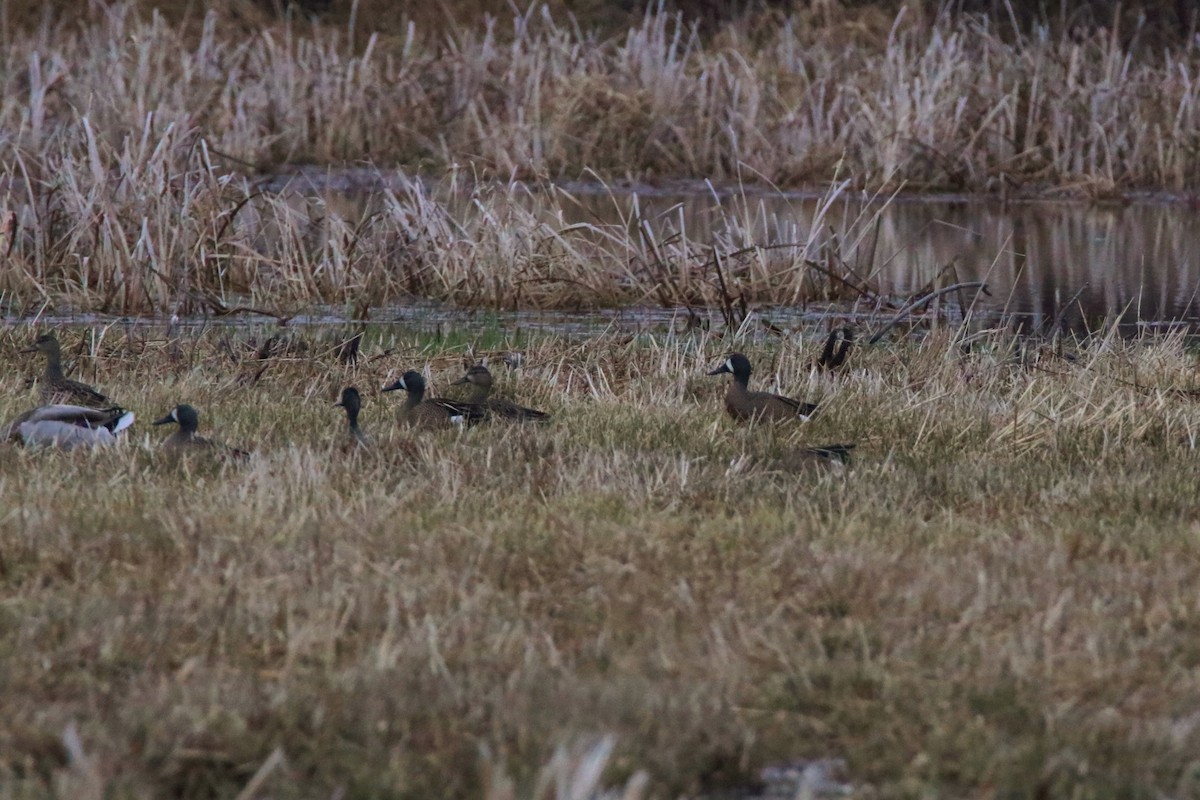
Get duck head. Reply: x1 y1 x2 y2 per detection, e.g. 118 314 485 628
453 365 493 390
382 371 426 396
153 403 200 433
22 333 61 357
707 353 752 384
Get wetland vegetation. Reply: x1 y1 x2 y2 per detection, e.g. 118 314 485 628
4 1 1200 798
4 325 1200 798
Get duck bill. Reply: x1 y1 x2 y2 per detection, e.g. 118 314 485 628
451 376 470 385
382 378 406 392
152 413 175 426
707 365 731 376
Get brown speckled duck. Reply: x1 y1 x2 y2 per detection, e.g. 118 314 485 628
453 365 550 423
23 333 109 407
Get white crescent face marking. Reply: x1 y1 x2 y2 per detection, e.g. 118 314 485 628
171 408 179 422
725 358 734 372
397 377 407 390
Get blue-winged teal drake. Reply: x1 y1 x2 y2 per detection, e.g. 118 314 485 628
708 353 819 423
786 443 855 469
153 404 250 458
335 386 370 449
3 404 134 449
383 371 488 429
453 365 550 423
23 333 109 407
816 328 854 372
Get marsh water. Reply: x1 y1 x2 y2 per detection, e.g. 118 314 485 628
28 174 1200 339
255 171 1200 338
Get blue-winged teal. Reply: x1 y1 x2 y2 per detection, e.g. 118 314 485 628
453 365 550 423
383 371 488 429
816 328 854 372
23 333 109 407
708 353 818 423
3 404 134 449
153 404 249 458
335 386 370 449
786 443 855 468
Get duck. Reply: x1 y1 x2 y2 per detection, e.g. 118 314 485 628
780 443 856 470
383 371 488 429
334 386 371 449
3 404 135 449
815 328 854 372
23 333 109 407
707 353 819 423
153 404 249 459
453 365 550 423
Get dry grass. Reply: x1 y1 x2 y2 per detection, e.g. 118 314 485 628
4 3 1200 193
0 158 894 314
2 322 1200 798
4 0 1198 317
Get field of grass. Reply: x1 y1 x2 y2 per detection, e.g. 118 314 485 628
3 1 1200 318
3 323 1200 798
4 1 1200 796
5 1 1200 193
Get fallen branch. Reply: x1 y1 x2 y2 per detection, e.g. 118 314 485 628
867 282 990 345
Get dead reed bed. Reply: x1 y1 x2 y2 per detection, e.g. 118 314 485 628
0 144 895 315
2 323 1200 798
4 3 1200 196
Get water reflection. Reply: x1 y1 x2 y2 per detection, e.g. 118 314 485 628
263 173 1200 336
568 191 1200 335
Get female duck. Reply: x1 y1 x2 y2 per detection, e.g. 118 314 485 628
23 333 110 407
453 365 550 423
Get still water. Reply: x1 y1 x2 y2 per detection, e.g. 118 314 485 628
272 170 1200 337
555 188 1200 335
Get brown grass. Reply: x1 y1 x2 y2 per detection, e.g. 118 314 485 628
2 1 1196 317
3 3 1200 193
0 157 895 315
2 323 1200 797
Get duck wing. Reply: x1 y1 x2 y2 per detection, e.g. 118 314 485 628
768 392 820 420
429 398 490 426
15 420 118 449
486 398 551 423
4 405 133 441
44 379 109 407
801 443 855 463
